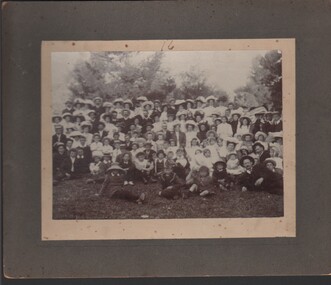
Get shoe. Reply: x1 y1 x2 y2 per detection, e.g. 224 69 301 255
124 181 128 186
128 181 134 186
200 190 210 197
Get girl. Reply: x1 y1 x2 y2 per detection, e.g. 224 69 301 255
201 148 214 174
130 142 139 162
236 116 251 136
176 111 187 133
155 132 165 152
174 148 190 180
159 104 168 122
73 115 85 131
101 114 118 136
206 137 221 163
216 116 233 138
269 145 283 169
241 133 254 153
81 121 93 145
89 151 104 176
101 137 114 155
255 131 269 150
197 123 208 143
185 138 200 162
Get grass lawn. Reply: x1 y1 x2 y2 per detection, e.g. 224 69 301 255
53 178 284 219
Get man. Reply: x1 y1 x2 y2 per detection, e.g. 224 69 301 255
76 147 90 174
93 97 105 120
60 148 80 179
87 110 99 133
52 125 67 152
238 156 283 195
62 100 75 114
120 109 132 133
250 111 267 135
96 121 108 139
270 111 283 132
171 122 186 147
252 142 270 164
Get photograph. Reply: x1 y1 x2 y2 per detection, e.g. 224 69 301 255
42 40 295 239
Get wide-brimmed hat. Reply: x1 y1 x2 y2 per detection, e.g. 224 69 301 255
87 110 96 116
239 116 251 124
92 150 103 158
231 111 241 118
185 120 197 128
102 137 111 143
123 99 133 107
54 124 63 130
176 110 188 118
80 121 92 128
114 98 124 104
195 96 206 103
172 120 181 128
62 112 73 119
174 99 186 106
69 131 84 138
100 113 112 121
264 158 277 167
136 96 148 102
214 160 227 169
135 137 146 145
73 98 84 105
206 95 217 102
105 163 125 174
135 151 146 158
84 99 95 107
142 101 154 109
206 130 217 137
103 102 113 108
252 141 265 150
241 133 254 141
186 99 195 105
93 96 103 102
227 151 238 160
225 137 240 145
239 155 255 167
52 114 62 121
255 131 268 141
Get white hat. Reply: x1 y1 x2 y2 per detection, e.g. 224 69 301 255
206 95 217 101
185 120 197 127
92 150 103 158
136 96 148 102
85 99 95 107
174 99 186 106
123 99 133 106
80 121 92 128
70 131 84 138
93 96 103 102
176 110 188 118
103 102 113 108
196 96 206 103
62 112 73 119
142 101 154 109
255 131 268 140
114 98 124 104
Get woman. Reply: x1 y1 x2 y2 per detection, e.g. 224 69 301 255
185 120 198 148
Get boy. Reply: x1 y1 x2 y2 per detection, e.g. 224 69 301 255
60 148 80 180
188 166 216 197
97 163 146 204
134 151 154 184
212 160 231 191
158 165 185 199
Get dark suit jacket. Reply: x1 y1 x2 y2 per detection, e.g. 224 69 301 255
76 157 90 174
53 153 68 174
52 134 67 146
60 157 80 175
97 130 109 140
170 131 186 147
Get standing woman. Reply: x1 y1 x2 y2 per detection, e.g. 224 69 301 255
236 116 252 136
185 120 198 148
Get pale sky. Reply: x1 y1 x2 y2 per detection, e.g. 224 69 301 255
52 50 268 110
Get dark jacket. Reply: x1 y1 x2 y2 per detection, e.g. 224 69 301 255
52 134 67 148
60 157 80 175
170 131 186 147
53 152 68 174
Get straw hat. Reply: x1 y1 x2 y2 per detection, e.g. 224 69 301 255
255 131 268 141
142 101 154 109
105 162 125 174
136 96 148 102
239 155 255 167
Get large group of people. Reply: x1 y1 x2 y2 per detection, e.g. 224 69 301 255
52 95 284 204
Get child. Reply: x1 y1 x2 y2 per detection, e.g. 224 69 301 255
185 120 198 148
80 121 93 145
118 152 135 186
173 148 190 181
269 145 283 169
158 166 185 199
165 151 177 170
155 132 165 152
168 139 178 158
241 133 254 153
188 166 216 197
112 140 123 163
89 151 104 176
90 133 103 154
212 161 231 191
134 152 154 184
154 150 167 177
99 152 112 175
97 163 146 204
130 142 139 162
201 148 214 174
216 116 233 138
226 152 243 176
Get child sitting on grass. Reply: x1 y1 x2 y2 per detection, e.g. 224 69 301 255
158 165 185 199
212 160 231 191
154 150 167 177
134 151 154 184
187 166 216 197
96 163 145 204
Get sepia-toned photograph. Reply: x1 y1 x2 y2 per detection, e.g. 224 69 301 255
42 40 295 240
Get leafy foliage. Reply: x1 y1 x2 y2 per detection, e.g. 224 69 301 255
234 50 282 110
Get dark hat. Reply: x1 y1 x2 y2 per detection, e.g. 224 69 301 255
253 141 265 150
214 160 226 168
97 121 106 127
239 155 255 167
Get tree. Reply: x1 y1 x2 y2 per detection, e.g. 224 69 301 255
234 50 282 110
